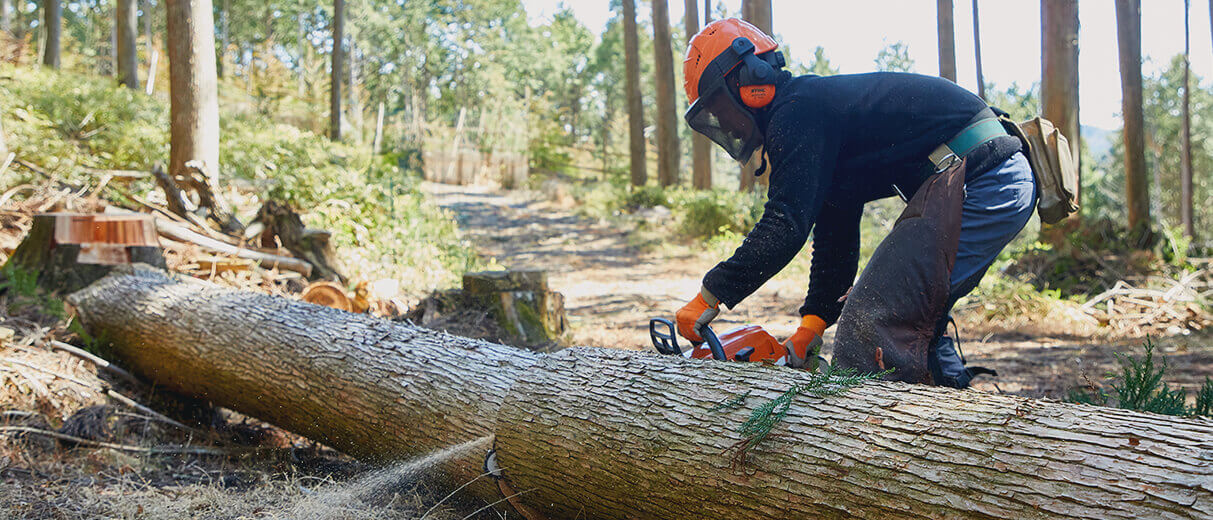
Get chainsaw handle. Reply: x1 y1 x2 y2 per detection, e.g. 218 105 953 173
700 326 728 361
649 318 681 355
649 318 728 361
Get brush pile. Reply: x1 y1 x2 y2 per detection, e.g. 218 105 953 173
1079 266 1212 335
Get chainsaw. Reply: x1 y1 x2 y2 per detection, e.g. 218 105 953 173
649 317 798 365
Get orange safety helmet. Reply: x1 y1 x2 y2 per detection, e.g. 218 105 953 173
684 18 780 107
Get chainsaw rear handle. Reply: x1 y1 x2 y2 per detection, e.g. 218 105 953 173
648 318 727 361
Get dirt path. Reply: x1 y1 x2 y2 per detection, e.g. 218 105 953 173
425 182 1213 400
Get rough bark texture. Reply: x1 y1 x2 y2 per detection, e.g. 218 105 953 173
67 266 538 498
740 0 772 191
1181 0 1194 239
1041 0 1081 198
496 347 1213 520
685 0 712 189
937 0 957 82
971 0 984 100
1115 0 1151 241
116 0 139 89
68 268 1213 519
622 0 646 187
462 270 568 351
329 0 344 141
166 0 221 185
652 0 680 187
42 0 61 68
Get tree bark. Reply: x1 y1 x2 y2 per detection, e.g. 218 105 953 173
1181 0 1194 239
1041 0 1081 198
329 0 344 141
68 268 1213 520
971 0 984 100
117 0 140 89
166 0 221 185
622 0 646 187
937 0 957 82
42 0 61 68
738 0 772 192
1 0 11 34
685 0 712 189
1115 0 1152 243
652 0 680 187
67 266 537 500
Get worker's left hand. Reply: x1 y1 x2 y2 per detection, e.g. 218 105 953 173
676 288 720 344
784 315 827 370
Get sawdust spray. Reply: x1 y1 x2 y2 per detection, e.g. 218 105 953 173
282 435 492 519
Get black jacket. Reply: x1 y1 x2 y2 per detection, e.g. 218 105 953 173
702 71 1021 325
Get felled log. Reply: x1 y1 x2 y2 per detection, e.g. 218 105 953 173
67 265 537 498
3 213 165 293
67 267 1213 520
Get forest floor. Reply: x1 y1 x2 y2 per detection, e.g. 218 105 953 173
425 181 1213 400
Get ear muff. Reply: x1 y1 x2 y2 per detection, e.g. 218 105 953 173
736 43 781 109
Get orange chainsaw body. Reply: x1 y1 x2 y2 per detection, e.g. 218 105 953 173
687 325 786 363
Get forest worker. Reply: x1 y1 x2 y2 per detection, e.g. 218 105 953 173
674 19 1036 388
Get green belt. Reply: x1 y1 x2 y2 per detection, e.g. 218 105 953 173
928 110 1008 173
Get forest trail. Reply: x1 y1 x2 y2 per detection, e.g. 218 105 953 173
425 182 1213 399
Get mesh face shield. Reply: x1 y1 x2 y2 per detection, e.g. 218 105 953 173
684 38 765 162
685 83 762 162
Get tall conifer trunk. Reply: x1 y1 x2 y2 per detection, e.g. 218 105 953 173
623 0 647 186
1115 0 1152 244
166 0 220 183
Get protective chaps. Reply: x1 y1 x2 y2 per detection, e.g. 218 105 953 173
832 160 967 385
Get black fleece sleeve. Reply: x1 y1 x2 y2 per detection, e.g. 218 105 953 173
798 201 862 324
702 103 841 309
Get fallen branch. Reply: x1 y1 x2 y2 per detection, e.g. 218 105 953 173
40 339 139 386
0 425 229 455
154 217 312 277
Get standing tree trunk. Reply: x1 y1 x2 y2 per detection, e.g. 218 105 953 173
143 0 154 58
1115 0 1151 244
329 0 344 141
1 0 11 34
971 0 984 99
1181 0 1194 239
937 0 957 82
739 0 772 191
166 0 220 184
116 0 139 89
652 0 680 187
686 0 712 189
216 0 228 78
1041 0 1081 246
704 0 711 23
68 267 1213 520
43 0 61 68
622 0 646 187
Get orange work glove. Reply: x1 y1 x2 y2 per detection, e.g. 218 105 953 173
783 315 827 369
675 288 720 344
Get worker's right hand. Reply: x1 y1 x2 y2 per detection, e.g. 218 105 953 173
784 315 827 369
676 288 720 344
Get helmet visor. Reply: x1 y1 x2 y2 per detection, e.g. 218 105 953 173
685 84 763 162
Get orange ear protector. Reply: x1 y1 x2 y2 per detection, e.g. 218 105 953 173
733 38 786 109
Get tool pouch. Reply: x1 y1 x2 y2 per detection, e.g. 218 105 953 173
997 112 1080 224
831 158 967 384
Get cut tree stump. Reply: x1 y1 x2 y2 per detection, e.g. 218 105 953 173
66 266 1213 520
462 270 568 350
250 200 343 282
3 213 165 293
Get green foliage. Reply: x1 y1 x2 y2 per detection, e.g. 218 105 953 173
1111 339 1189 416
0 66 168 175
1093 54 1212 233
786 46 839 77
1068 339 1212 417
984 82 1041 122
623 186 671 210
0 264 65 320
674 190 765 241
729 366 890 464
709 390 752 413
874 42 915 73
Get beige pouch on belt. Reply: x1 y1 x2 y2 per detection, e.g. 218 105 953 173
1000 116 1080 224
